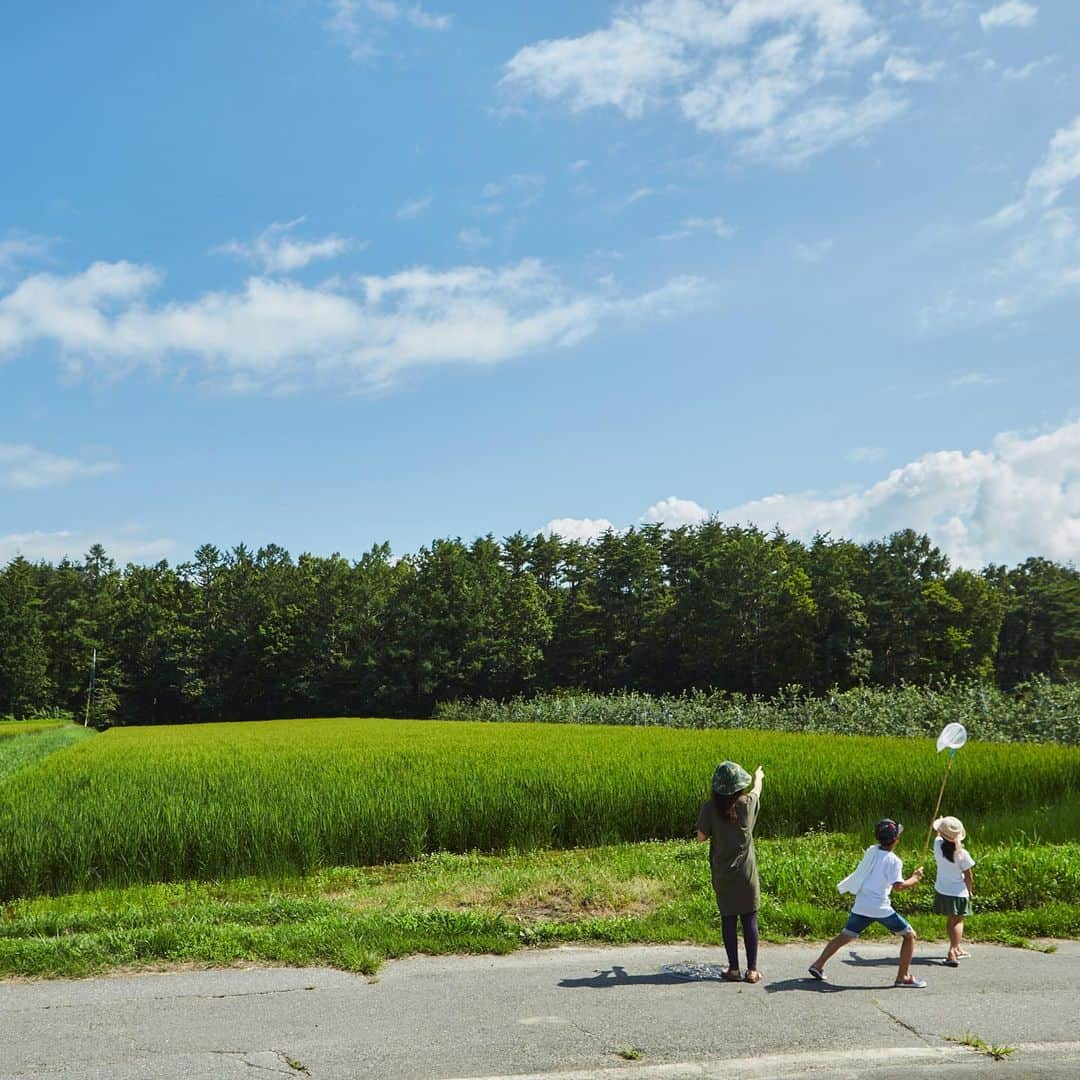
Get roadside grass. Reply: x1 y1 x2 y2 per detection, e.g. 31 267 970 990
945 1033 1016 1061
2 717 1078 899
2 835 1077 980
0 725 92 783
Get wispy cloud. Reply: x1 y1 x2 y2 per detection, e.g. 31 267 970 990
477 173 545 216
980 2 1038 31
877 53 945 84
0 256 704 392
620 187 655 209
1002 56 1054 80
502 0 913 166
795 238 835 263
986 115 1080 227
659 216 733 241
950 371 1000 388
217 219 351 274
397 195 433 221
0 444 117 491
925 116 1080 325
0 233 53 282
328 0 452 61
457 228 490 250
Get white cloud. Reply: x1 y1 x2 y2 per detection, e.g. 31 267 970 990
0 529 175 566
397 195 433 221
329 0 452 60
927 117 1080 325
457 228 490 250
878 53 945 83
621 186 655 209
738 87 908 166
478 174 546 216
987 115 1080 227
659 216 733 241
715 419 1080 567
795 238 835 262
0 257 703 391
540 517 616 542
0 444 117 490
927 207 1080 325
980 2 1037 31
639 496 711 529
217 219 350 274
1002 55 1054 80
544 419 1080 567
949 371 999 387
0 234 52 282
503 0 908 165
848 446 885 463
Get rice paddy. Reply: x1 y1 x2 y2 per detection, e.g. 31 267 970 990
2 717 1078 901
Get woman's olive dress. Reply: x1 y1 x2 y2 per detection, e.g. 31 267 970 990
696 793 760 915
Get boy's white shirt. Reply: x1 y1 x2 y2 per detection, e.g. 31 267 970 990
838 845 904 918
837 845 883 895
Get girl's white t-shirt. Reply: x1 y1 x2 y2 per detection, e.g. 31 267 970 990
933 836 975 897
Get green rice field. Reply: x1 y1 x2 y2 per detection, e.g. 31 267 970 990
2 717 1078 901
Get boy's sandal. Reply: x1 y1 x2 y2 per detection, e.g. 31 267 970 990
743 970 762 984
894 976 927 988
807 965 826 981
942 958 960 967
721 969 742 982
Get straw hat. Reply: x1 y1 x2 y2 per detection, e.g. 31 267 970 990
711 761 752 796
933 816 966 842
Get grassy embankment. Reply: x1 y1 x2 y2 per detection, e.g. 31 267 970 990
0 722 92 782
1 717 1076 978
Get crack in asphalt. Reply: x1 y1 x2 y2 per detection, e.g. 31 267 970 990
871 1000 937 1047
207 1049 308 1076
3 984 319 1016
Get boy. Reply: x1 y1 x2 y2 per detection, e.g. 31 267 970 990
808 818 926 988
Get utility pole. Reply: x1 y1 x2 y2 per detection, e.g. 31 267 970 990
83 648 97 728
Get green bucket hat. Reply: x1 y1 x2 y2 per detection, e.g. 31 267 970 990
711 761 752 796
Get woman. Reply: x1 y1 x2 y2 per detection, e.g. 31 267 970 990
696 760 765 983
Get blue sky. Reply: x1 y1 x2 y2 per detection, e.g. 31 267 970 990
2 0 1078 568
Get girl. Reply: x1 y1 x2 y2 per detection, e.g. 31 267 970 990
696 761 765 983
932 816 974 966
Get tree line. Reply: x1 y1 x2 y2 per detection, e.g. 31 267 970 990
0 524 1078 724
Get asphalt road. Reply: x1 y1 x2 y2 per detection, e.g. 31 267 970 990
2 942 1078 1079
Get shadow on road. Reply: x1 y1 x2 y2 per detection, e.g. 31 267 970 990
764 977 855 994
559 964 726 989
844 953 946 968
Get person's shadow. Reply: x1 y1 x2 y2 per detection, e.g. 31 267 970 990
765 951 944 994
764 977 852 994
845 950 945 968
558 964 727 989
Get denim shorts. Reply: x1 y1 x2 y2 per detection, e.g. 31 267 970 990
841 910 913 937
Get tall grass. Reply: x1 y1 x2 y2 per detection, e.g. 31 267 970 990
435 678 1080 744
0 719 69 740
1 717 1077 900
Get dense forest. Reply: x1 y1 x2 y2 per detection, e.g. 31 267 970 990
1 523 1078 725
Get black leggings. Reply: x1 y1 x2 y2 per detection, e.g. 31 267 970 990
721 911 759 972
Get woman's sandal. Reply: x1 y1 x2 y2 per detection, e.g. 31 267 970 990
894 975 927 988
743 970 762 984
722 969 742 982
